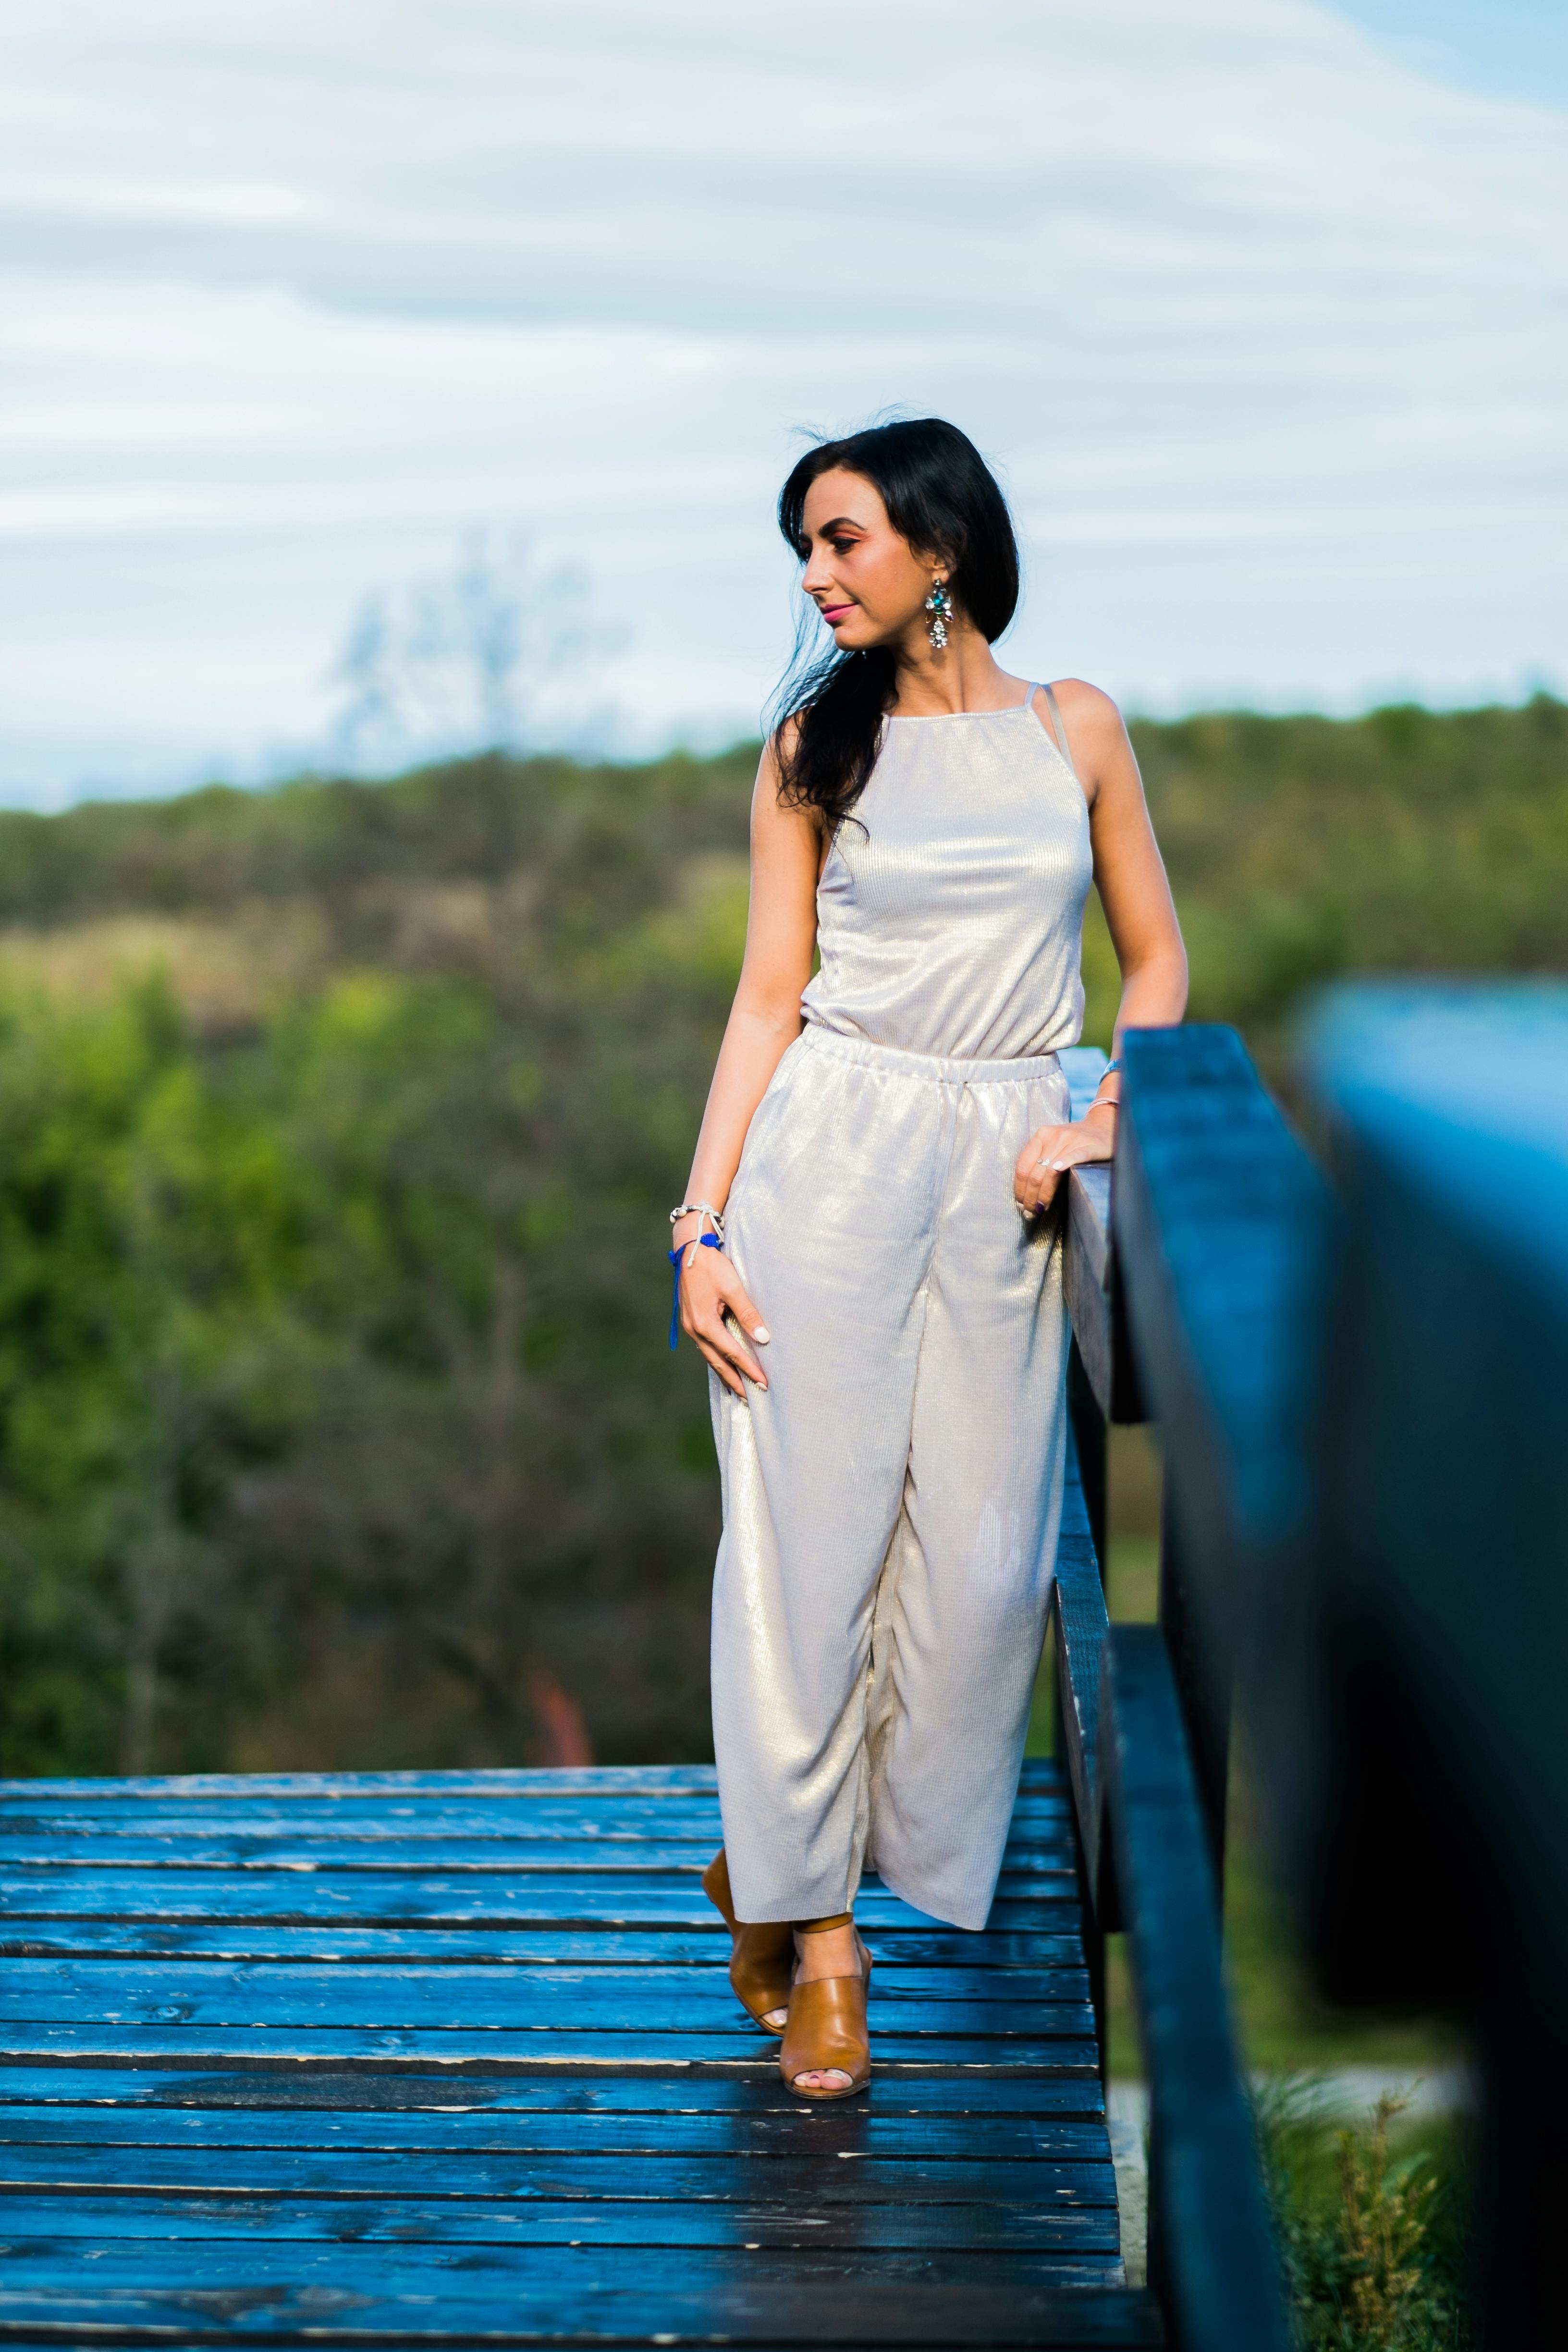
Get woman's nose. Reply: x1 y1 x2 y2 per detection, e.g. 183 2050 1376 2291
800 551 833 597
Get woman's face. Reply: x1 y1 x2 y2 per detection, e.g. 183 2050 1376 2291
797 467 943 652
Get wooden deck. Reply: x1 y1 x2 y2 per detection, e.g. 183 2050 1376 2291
0 1748 1159 2347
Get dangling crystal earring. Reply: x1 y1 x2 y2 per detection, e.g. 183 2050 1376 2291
924 576 952 651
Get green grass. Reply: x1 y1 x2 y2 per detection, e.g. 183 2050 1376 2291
1259 2086 1474 2350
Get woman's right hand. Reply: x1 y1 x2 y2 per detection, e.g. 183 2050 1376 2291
676 1238 770 1397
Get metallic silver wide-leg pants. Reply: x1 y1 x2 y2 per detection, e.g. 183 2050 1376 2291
709 1023 1070 1933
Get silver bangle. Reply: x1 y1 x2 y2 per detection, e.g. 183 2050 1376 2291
1088 1054 1123 1115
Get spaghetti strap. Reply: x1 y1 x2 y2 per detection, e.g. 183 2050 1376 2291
1041 684 1078 783
1019 678 1037 709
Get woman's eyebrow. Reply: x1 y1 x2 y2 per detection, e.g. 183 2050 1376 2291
817 516 867 535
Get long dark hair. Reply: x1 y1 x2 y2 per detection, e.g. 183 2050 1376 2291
771 418 1020 830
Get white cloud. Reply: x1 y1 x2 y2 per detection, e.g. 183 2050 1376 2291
0 175 315 225
0 0 1563 802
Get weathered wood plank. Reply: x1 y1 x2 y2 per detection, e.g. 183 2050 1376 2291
0 1760 1066 1798
0 1924 1088 1968
0 1825 1059 1862
0 1953 1087 2010
0 2106 1113 2158
0 1993 1095 2046
0 2067 1107 2117
0 2193 1122 2252
0 1838 1076 1875
0 1874 1080 1927
0 1766 735 1799
0 2026 1103 2073
0 2247 1159 2342
0 1743 1123 2341
0 1794 1070 1827
0 1959 1089 2009
0 2144 1115 2204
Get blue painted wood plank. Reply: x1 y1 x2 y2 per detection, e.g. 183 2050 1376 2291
0 1960 1094 2007
0 1752 1116 2339
0 1838 1076 1876
0 1923 1088 1968
0 2106 1114 2158
0 2194 1122 2251
0 2066 1107 2117
0 1759 1066 1799
6 2013 1100 2051
0 1794 1071 1827
0 2244 1153 2342
0 1873 1078 1927
0 2143 1116 2205
0 1969 1096 2039
0 1765 732 1798
0 1807 1068 1835
0 2025 1103 2072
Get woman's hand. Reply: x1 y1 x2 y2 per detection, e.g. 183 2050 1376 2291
1013 1106 1117 1219
677 1241 771 1398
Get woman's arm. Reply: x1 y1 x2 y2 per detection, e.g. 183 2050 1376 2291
1014 683 1188 1217
674 738 821 1395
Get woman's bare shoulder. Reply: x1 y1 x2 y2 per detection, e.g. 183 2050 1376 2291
1045 676 1126 743
751 721 825 853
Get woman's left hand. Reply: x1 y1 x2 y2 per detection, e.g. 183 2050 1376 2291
1014 1108 1116 1218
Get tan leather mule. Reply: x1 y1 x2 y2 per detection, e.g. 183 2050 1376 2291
700 1850 793 2036
779 1927 873 2101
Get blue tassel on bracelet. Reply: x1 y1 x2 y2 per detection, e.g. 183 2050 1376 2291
668 1232 723 1349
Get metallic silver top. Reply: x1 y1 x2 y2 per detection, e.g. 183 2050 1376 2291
799 698 1093 1062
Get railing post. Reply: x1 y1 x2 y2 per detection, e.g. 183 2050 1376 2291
1053 1417 1111 2092
1061 1027 1307 2348
1146 2106 1174 2323
1156 1488 1231 1903
1066 1337 1107 1576
1102 1626 1293 2352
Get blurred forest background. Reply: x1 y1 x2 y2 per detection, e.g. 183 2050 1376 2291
0 691 1563 1786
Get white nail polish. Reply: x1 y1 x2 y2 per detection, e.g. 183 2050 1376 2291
754 1326 771 1345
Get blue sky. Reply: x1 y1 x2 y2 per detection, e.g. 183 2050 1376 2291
1 0 1565 807
1334 0 1568 106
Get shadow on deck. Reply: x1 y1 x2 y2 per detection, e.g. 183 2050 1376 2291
0 1755 1160 2347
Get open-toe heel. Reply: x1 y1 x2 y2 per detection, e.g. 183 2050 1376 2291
779 1916 871 2102
701 1850 793 2037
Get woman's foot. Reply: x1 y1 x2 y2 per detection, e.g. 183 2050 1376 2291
786 1921 866 2095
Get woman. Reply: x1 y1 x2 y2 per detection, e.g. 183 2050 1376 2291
671 419 1187 2099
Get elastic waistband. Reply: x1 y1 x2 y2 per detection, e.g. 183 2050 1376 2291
797 1019 1064 1087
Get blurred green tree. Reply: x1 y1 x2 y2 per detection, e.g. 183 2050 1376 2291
0 700 1559 1774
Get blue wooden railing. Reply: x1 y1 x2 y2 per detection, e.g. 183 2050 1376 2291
1059 985 1568 2351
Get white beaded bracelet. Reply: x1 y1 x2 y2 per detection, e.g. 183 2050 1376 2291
670 1200 725 1237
